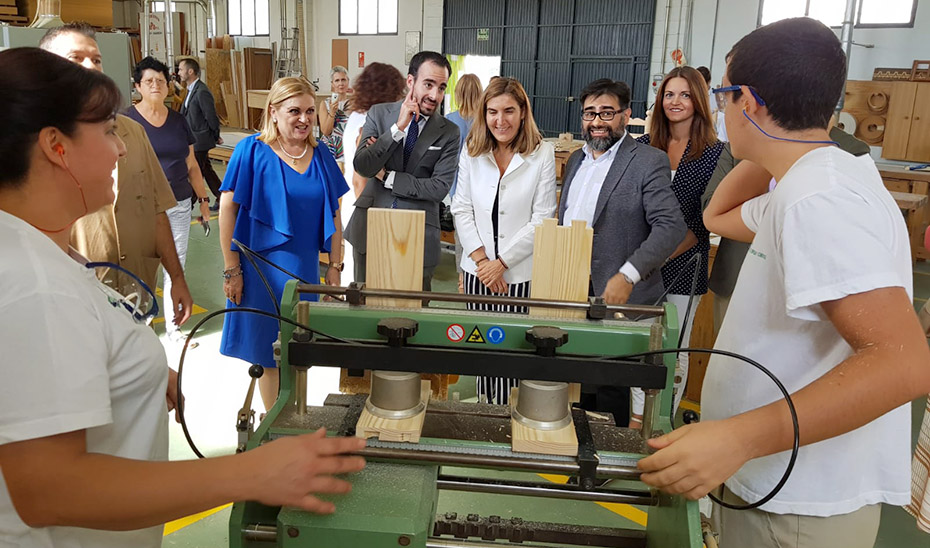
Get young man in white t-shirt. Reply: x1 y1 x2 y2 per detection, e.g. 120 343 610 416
637 17 930 548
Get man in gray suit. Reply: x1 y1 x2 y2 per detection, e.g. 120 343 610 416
559 78 686 426
178 57 223 209
347 51 460 289
559 79 685 305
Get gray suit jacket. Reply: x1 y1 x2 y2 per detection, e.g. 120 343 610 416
558 137 686 306
346 101 460 269
181 80 220 152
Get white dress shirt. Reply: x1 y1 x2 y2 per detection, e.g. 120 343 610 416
183 78 199 109
382 114 430 189
561 132 641 284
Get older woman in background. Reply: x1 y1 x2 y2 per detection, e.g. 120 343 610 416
632 66 723 424
126 56 211 342
451 77 557 405
340 62 406 282
219 77 349 410
320 65 350 162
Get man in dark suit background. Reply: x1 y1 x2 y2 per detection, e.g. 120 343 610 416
179 57 223 210
559 78 686 426
347 51 460 289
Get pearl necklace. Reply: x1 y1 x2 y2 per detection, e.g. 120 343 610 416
277 139 308 165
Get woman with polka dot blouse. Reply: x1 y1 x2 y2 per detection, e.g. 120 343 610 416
634 66 724 425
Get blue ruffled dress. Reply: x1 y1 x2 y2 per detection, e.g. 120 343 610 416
219 135 348 368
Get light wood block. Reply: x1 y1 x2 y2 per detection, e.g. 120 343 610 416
366 208 425 309
528 218 593 402
510 387 577 456
340 208 451 399
355 380 430 443
529 218 592 319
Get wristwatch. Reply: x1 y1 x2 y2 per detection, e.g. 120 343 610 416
329 262 345 272
197 197 210 204
620 272 634 285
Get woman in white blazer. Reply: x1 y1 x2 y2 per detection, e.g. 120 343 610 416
451 77 557 405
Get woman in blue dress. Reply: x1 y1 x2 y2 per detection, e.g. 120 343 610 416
218 77 349 410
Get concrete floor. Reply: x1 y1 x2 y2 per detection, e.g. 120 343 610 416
154 158 930 547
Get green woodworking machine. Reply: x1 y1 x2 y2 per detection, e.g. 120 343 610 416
229 281 702 548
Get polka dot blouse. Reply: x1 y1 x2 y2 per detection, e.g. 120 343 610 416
637 135 724 295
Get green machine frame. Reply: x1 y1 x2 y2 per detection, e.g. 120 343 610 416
229 280 702 548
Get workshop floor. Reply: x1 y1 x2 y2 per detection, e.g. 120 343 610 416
154 158 930 547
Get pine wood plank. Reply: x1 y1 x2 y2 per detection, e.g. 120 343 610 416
529 218 592 319
355 380 430 443
509 388 577 456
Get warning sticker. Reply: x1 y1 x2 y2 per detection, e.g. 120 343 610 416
486 326 505 344
467 325 486 343
447 324 465 342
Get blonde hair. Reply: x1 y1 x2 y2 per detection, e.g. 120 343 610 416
466 77 541 157
258 77 318 148
455 73 482 120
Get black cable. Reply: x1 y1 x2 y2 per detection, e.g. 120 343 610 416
230 239 281 315
609 347 800 511
175 306 359 459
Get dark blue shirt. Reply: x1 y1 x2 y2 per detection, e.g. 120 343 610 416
125 106 195 202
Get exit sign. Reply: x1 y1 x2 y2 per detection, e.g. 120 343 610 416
477 28 489 41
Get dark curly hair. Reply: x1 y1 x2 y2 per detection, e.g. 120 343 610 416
132 56 171 85
349 62 406 113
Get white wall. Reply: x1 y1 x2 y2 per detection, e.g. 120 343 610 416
652 0 930 86
307 0 444 93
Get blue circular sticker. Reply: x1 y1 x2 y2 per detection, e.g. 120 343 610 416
486 326 505 344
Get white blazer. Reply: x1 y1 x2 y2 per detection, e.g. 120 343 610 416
451 140 557 283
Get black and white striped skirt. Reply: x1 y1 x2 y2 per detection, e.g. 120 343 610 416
463 271 530 405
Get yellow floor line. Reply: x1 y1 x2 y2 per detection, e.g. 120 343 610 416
153 287 208 324
537 473 648 527
190 214 219 226
163 503 232 536
679 399 701 413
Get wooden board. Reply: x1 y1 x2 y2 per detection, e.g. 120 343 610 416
529 218 593 402
840 80 894 145
340 208 451 399
332 39 349 72
355 380 430 443
366 208 425 308
220 82 241 128
244 48 272 129
683 244 718 403
905 84 930 162
883 81 919 160
205 48 231 121
529 218 592 319
0 6 18 14
510 388 577 456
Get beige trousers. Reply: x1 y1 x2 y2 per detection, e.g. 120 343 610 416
712 486 881 548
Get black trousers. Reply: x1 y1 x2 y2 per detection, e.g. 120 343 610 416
195 149 223 200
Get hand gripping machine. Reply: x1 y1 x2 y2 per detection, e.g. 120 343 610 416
229 281 703 548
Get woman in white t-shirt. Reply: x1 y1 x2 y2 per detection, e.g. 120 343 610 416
339 63 406 282
0 47 365 548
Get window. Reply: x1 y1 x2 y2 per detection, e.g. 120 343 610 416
340 0 398 35
228 0 269 36
759 0 917 28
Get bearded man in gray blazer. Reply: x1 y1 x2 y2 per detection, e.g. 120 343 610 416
559 78 685 426
346 51 460 289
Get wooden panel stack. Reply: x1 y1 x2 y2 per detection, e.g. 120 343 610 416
0 0 26 24
339 208 451 400
204 38 272 130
